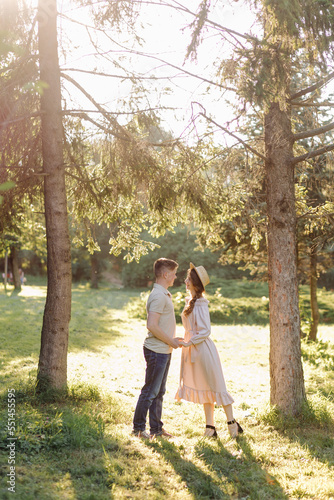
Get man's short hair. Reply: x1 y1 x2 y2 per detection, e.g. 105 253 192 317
154 258 178 278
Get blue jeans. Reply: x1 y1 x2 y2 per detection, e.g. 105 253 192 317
133 346 171 435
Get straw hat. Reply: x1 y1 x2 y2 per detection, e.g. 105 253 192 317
190 263 210 288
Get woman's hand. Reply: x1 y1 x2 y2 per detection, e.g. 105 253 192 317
179 340 192 347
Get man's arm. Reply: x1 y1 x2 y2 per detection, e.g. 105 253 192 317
147 312 181 349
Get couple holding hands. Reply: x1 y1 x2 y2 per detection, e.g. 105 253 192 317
132 258 243 440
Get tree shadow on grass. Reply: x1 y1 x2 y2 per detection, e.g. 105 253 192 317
259 399 334 485
291 341 334 470
251 421 334 500
147 438 229 499
195 436 289 500
270 422 334 474
147 435 288 499
291 430 334 466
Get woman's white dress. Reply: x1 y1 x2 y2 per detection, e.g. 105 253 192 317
175 298 234 406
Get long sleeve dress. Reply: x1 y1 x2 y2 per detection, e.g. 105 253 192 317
175 297 234 406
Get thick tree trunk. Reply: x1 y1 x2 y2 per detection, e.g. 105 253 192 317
10 245 21 291
37 0 72 391
265 102 306 416
309 248 319 341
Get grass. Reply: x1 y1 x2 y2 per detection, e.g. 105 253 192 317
0 280 334 499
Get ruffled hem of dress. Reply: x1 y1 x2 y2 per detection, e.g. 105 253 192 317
175 385 234 406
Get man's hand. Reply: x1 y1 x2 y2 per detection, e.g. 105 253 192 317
170 337 183 349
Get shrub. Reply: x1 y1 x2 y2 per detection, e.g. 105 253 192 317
126 281 270 325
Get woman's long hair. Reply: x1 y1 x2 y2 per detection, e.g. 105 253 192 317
183 268 204 316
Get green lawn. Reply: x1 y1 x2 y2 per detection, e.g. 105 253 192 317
0 282 333 499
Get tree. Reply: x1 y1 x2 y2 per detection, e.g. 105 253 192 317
36 0 72 391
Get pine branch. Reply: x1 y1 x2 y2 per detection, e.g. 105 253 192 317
178 150 228 194
65 171 102 183
290 70 334 101
293 121 334 141
61 67 182 81
63 107 177 116
106 49 236 92
292 142 334 165
291 100 334 107
0 111 42 126
199 113 265 161
64 110 178 148
61 73 132 142
297 209 334 220
69 111 129 141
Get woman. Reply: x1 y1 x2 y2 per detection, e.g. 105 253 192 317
175 263 243 438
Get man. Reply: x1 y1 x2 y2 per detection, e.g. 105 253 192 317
132 258 181 439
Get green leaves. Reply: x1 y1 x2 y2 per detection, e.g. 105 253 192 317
0 181 16 192
0 181 15 192
0 181 15 205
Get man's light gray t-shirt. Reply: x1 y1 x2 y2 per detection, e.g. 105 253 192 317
144 283 176 354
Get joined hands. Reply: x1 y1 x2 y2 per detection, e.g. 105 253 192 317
179 340 192 347
171 338 192 348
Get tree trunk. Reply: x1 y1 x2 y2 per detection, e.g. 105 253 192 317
90 253 99 289
10 245 21 291
4 250 8 290
309 248 319 341
265 102 306 416
37 0 72 391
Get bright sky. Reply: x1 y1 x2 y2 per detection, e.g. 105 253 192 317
28 0 334 142
52 0 257 141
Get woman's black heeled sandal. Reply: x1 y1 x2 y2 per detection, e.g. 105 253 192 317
205 424 218 438
227 419 243 437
